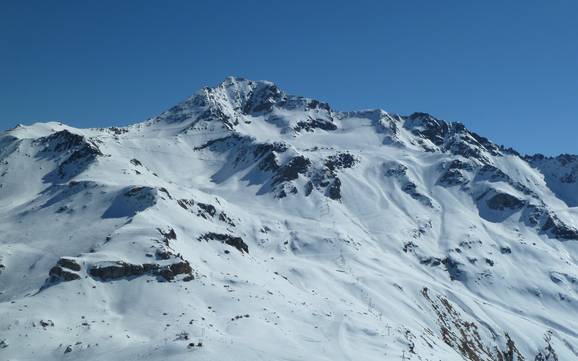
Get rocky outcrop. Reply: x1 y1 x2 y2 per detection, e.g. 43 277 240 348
486 192 524 210
176 198 236 226
294 117 337 132
274 156 310 184
422 288 526 361
325 152 357 171
48 258 82 282
403 112 501 161
385 162 434 208
35 130 103 182
89 260 193 282
199 232 249 253
437 159 473 187
524 205 578 241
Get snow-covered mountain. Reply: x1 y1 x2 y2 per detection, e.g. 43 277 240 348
1 77 577 360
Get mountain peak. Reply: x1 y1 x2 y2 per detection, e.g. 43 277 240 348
151 77 334 134
3 77 578 361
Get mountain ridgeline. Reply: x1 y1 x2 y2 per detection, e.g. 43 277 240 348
1 77 577 361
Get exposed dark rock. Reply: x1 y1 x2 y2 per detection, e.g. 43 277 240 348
199 232 249 253
175 331 190 341
541 214 578 241
193 134 242 152
524 205 578 241
437 159 473 187
47 266 79 281
405 113 451 146
404 112 502 161
403 242 417 253
476 165 536 197
500 247 512 254
325 153 357 171
158 227 177 241
108 126 128 135
158 187 173 199
57 258 81 271
241 82 285 114
486 193 524 210
275 156 310 183
294 118 337 132
385 163 408 177
196 104 237 129
420 257 442 267
197 202 217 217
130 158 143 167
441 257 465 281
176 198 235 226
217 212 236 226
89 260 193 282
422 288 525 361
177 199 194 210
89 262 149 281
402 182 434 208
326 178 342 200
258 152 280 172
534 332 559 361
437 169 468 187
36 130 85 153
35 130 103 181
155 249 172 260
160 261 193 281
49 258 82 282
446 159 475 171
39 319 54 328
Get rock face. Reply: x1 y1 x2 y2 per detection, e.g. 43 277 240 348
486 193 524 210
34 130 103 182
3 77 578 361
199 233 249 254
89 260 193 282
48 258 82 282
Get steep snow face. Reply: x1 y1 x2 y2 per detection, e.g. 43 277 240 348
1 78 578 361
526 153 578 207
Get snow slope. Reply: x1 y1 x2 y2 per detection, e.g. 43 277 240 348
1 77 577 360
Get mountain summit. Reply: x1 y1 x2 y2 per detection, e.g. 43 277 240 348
1 78 577 361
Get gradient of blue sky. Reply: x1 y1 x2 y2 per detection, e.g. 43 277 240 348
1 1 576 155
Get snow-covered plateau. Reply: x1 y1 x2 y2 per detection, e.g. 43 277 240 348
1 77 577 360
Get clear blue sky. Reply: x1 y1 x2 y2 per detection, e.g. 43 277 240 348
1 1 576 155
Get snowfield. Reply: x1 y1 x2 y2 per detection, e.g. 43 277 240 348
1 77 577 360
